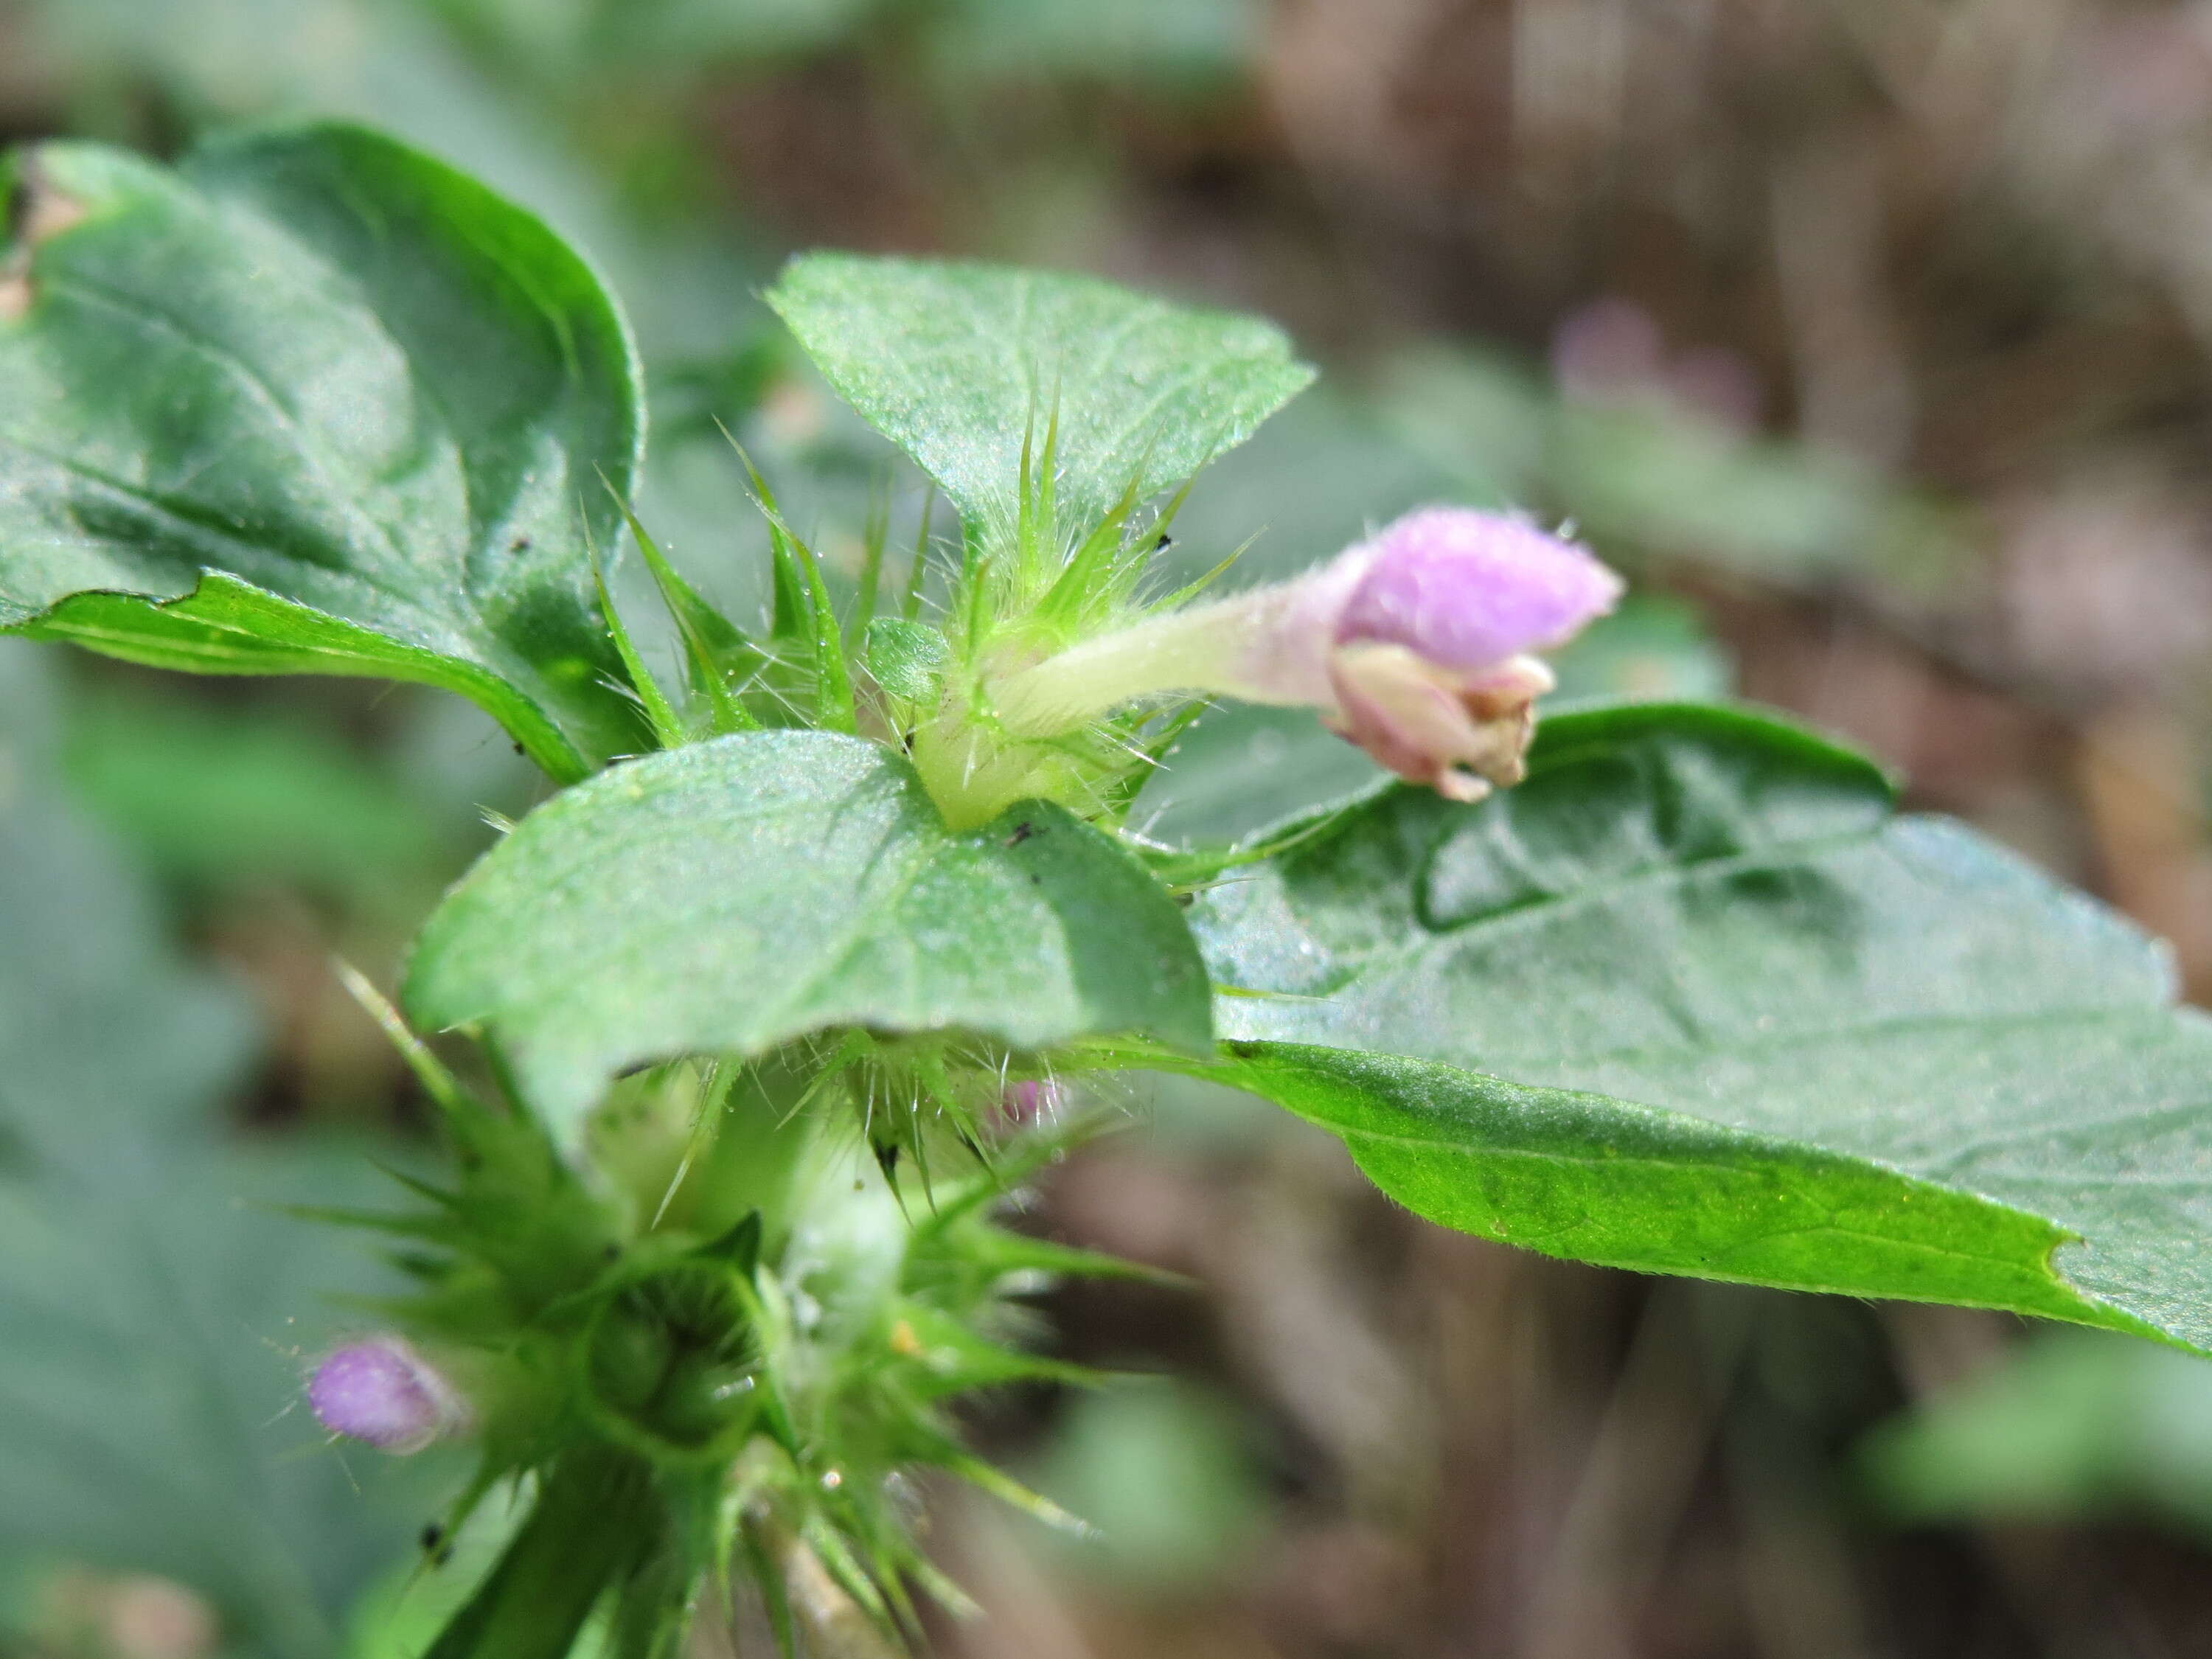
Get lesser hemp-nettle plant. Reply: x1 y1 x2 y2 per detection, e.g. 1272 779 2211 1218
5 122 2212 1657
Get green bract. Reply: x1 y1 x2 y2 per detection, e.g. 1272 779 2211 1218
0 123 647 781
1184 703 2212 1353
406 730 1214 1141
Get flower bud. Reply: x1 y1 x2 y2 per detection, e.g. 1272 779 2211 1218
1312 509 1617 799
993 1078 1065 1133
307 1336 468 1455
991 507 1620 801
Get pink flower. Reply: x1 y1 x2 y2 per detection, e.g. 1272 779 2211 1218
994 507 1621 801
1306 509 1619 799
307 1336 469 1455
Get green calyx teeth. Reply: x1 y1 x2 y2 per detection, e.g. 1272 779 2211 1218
327 1026 1119 1655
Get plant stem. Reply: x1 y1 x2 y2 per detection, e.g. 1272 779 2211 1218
425 1448 660 1659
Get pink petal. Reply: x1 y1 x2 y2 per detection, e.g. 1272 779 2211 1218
1335 509 1622 674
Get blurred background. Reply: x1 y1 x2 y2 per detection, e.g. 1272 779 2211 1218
6 1 2212 1654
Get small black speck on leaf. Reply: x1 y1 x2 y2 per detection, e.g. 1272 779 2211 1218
420 1522 445 1551
1005 821 1035 847
510 536 532 553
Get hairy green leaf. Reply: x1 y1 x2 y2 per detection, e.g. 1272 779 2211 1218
862 617 950 706
765 253 1314 534
0 122 648 780
1184 701 2212 1353
405 729 1213 1141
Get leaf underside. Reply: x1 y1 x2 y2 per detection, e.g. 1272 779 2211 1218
765 252 1316 533
404 728 1215 1143
0 122 647 779
1186 701 2212 1354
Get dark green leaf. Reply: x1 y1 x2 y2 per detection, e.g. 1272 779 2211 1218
405 730 1213 1142
764 254 1314 534
1183 701 2212 1352
0 123 648 780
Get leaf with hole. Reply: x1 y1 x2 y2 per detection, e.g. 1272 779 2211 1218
0 122 648 780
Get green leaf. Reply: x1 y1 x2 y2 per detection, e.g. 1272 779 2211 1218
404 729 1214 1141
1180 700 2212 1353
613 501 761 737
0 122 650 782
764 253 1315 534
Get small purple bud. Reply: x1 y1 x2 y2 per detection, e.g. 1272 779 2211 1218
1333 509 1623 674
307 1336 467 1455
993 1078 1064 1133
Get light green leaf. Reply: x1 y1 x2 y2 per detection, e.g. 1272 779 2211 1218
861 616 950 706
404 728 1214 1140
1181 701 2212 1353
764 253 1314 534
0 122 649 781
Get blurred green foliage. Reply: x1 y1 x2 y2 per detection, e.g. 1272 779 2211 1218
1865 1331 2212 1542
0 644 442 1658
60 686 451 912
1034 1382 1270 1593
